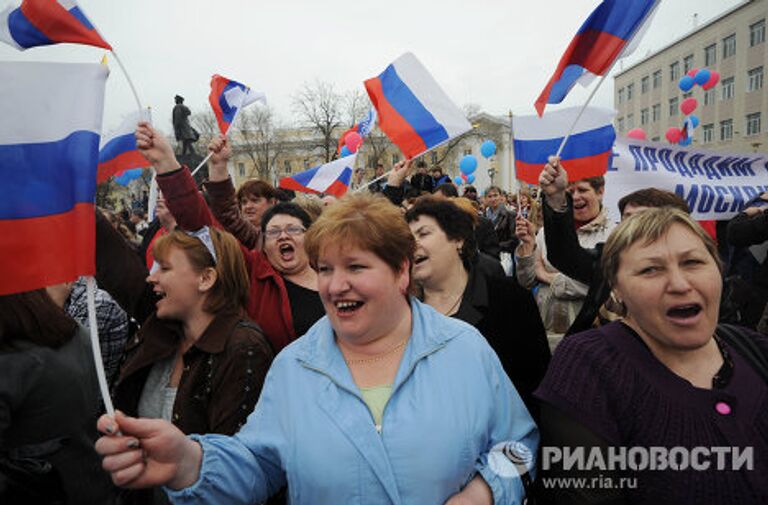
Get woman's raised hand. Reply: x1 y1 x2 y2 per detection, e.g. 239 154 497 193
538 156 568 209
208 135 231 181
515 214 536 257
96 411 202 490
135 122 181 174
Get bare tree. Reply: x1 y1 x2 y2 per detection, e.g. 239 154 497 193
235 105 285 180
292 80 344 163
359 127 392 169
343 89 369 128
191 111 219 142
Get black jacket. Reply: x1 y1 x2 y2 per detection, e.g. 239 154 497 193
453 261 551 419
542 195 609 336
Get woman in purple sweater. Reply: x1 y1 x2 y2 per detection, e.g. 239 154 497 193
535 208 768 504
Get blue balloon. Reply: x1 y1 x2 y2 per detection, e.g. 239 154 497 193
459 155 478 175
340 145 351 157
678 75 695 92
453 176 463 185
688 115 700 129
679 137 692 146
694 68 711 86
467 174 476 184
480 140 497 158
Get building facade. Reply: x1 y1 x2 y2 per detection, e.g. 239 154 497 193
614 0 767 154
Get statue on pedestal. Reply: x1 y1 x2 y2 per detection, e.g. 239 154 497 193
172 95 199 156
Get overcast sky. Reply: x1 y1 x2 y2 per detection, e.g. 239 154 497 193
1 0 743 134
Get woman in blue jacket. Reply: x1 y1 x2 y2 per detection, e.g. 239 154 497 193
96 193 538 505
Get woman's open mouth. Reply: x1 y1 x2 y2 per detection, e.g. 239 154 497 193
335 300 364 314
666 303 702 322
279 243 295 261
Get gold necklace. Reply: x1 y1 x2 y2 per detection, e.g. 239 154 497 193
442 292 463 315
340 337 409 366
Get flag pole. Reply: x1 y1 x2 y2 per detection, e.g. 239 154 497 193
85 276 116 416
554 74 608 158
110 50 144 114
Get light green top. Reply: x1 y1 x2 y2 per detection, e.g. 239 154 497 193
360 385 393 430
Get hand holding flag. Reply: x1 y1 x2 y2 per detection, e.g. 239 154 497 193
135 121 182 174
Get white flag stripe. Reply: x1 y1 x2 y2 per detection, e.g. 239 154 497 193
306 155 355 192
392 52 471 139
514 106 616 141
0 62 108 144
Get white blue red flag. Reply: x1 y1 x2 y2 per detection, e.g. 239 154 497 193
209 74 266 135
97 110 150 183
0 0 111 50
0 61 108 295
279 154 356 198
357 107 377 138
365 52 471 159
514 107 616 184
534 0 658 116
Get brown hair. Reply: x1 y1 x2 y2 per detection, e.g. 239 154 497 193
236 179 277 206
153 228 249 313
601 207 722 289
305 193 415 277
0 289 77 349
572 175 605 192
618 188 690 215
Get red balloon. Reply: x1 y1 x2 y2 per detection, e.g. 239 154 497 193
665 127 682 144
345 131 363 153
627 128 647 140
702 70 720 90
460 172 468 181
687 68 699 78
680 97 698 116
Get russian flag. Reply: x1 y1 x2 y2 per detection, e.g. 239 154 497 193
97 110 150 184
534 0 658 116
0 0 111 50
514 107 616 185
365 53 471 159
209 74 266 135
279 154 355 198
0 61 107 295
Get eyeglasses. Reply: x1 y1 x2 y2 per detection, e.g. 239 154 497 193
264 225 306 240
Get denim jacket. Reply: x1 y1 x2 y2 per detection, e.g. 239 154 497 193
167 299 538 505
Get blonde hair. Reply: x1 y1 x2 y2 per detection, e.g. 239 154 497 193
153 228 249 313
304 193 415 276
601 207 722 289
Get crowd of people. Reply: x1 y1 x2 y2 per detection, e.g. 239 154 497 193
2 122 768 504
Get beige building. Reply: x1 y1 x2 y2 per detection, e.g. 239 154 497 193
614 0 767 154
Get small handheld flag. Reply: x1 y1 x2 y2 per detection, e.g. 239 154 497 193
97 110 151 183
365 52 470 159
0 0 111 50
209 74 266 135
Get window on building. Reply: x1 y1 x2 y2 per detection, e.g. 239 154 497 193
652 70 662 89
640 108 649 126
720 119 733 141
722 34 736 59
617 117 625 132
463 148 472 156
392 154 400 165
651 136 660 142
641 76 649 93
750 19 765 47
683 54 695 74
652 104 661 122
669 97 679 117
617 87 625 104
703 124 714 143
237 162 245 177
683 91 693 99
283 160 291 174
626 83 634 100
626 113 635 129
304 159 311 169
748 66 764 92
704 88 716 106
704 44 717 66
670 61 680 81
430 151 438 164
721 77 735 100
747 112 762 136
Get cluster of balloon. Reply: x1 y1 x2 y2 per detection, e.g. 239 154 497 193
458 155 477 185
339 130 363 157
666 67 720 146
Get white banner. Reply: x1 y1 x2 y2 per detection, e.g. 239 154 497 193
604 138 768 221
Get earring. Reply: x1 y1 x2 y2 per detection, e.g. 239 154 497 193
608 291 626 315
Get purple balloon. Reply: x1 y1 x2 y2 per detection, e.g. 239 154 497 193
678 75 695 92
694 68 711 86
